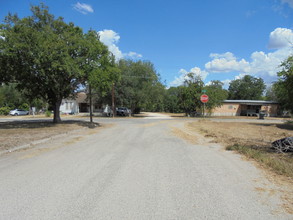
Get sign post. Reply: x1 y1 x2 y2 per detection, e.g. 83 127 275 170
200 94 209 117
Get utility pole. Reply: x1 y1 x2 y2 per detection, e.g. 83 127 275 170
112 82 115 118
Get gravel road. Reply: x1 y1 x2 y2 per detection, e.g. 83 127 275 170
0 113 291 219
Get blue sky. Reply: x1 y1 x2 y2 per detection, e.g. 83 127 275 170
1 0 293 88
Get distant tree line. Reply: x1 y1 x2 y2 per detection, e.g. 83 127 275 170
0 4 292 119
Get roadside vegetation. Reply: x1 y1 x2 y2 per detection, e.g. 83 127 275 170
226 144 293 178
187 120 293 178
0 120 100 152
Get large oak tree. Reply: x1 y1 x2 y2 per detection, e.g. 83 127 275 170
0 5 83 122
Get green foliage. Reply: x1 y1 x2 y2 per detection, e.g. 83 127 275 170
114 59 164 112
171 76 227 116
164 87 181 113
228 75 266 100
0 106 10 115
204 80 228 111
0 83 28 109
0 4 86 123
273 56 293 113
45 110 52 117
83 30 120 97
178 73 204 115
264 85 278 101
18 103 29 111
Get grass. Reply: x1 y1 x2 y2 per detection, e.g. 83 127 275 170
227 144 293 178
0 120 100 151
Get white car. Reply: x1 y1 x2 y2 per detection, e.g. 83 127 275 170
9 109 29 116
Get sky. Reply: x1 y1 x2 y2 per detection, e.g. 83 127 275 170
1 0 293 88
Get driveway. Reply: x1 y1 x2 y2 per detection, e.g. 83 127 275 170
0 116 291 219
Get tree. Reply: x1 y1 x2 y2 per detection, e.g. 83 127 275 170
264 85 278 101
204 80 228 111
82 30 120 122
115 59 163 113
273 56 293 113
178 72 204 115
228 75 266 100
0 83 28 109
164 87 181 113
0 4 86 123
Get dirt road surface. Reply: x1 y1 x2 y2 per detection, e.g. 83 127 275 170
0 113 291 219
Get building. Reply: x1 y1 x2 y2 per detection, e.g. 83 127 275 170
60 92 105 115
211 100 279 117
59 98 79 114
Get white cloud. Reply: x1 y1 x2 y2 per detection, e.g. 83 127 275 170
124 51 143 59
73 2 94 15
190 67 209 80
250 47 291 77
234 73 247 80
98 29 123 60
268 28 293 49
205 52 250 73
221 79 232 89
169 27 292 87
281 0 293 8
203 48 290 83
169 66 208 87
98 29 142 61
204 29 292 79
209 52 235 60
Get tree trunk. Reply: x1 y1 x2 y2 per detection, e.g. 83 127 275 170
112 83 115 118
53 100 62 123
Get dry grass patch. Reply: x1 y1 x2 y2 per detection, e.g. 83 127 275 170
187 120 293 178
0 120 100 151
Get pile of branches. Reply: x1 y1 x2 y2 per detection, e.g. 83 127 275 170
272 137 293 153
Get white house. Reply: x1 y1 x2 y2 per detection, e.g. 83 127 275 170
59 98 79 114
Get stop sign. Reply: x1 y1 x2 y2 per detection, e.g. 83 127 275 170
200 94 209 103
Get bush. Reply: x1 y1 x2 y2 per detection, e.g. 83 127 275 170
45 110 52 117
18 103 30 111
0 107 11 115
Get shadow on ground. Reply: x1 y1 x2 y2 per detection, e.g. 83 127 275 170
249 122 293 131
0 120 100 129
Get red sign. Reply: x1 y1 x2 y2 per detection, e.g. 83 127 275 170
200 94 209 103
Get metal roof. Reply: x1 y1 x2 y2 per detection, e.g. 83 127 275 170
223 100 279 104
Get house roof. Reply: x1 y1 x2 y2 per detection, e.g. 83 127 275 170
223 100 279 105
76 92 87 103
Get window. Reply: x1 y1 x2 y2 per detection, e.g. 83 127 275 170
228 105 233 109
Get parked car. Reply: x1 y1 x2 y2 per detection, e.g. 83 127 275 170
9 109 29 116
116 107 131 116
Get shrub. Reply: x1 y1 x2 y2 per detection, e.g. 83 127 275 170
45 110 52 117
0 107 11 115
18 103 30 111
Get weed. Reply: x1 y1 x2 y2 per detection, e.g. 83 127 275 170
226 144 293 178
